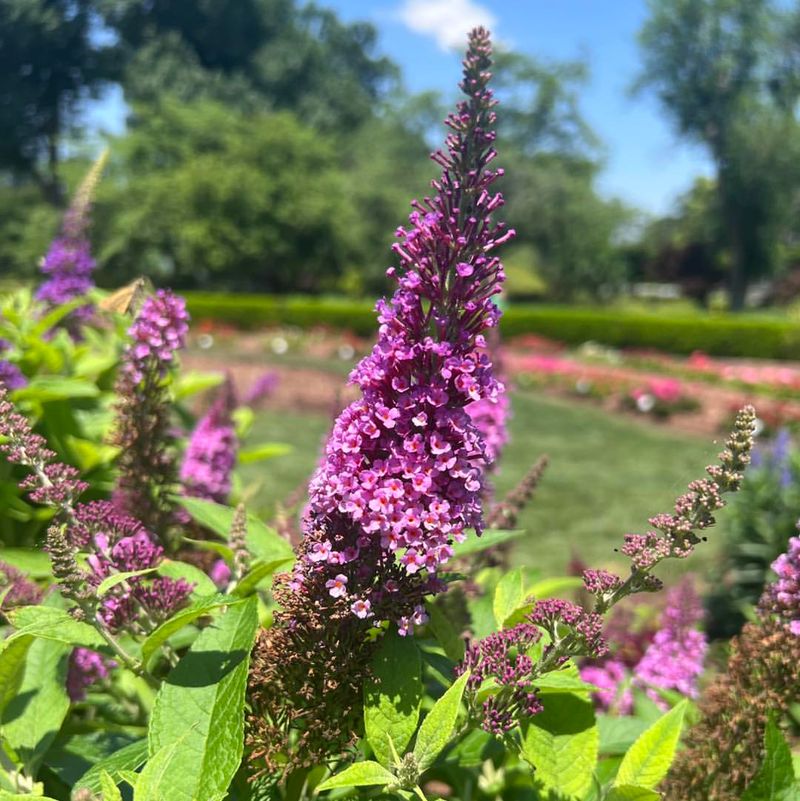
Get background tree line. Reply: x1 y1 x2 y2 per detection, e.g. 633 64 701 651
3 0 800 307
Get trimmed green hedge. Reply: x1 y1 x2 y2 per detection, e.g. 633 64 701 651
184 292 800 359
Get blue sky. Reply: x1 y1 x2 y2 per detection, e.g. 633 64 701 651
320 0 713 215
86 0 713 216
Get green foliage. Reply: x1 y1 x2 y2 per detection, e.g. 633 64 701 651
95 100 357 293
740 716 799 801
412 671 470 772
185 291 800 358
147 597 259 801
0 636 70 776
176 496 293 563
364 630 422 768
316 760 397 791
614 700 687 789
521 691 599 799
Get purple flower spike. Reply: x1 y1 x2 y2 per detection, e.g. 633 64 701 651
180 377 238 505
36 150 108 333
291 26 511 630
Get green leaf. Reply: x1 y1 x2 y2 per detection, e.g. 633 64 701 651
232 557 293 596
597 715 650 756
413 670 470 772
96 567 159 597
450 529 524 558
0 637 70 776
13 376 100 402
65 435 119 472
148 597 259 801
528 576 585 599
0 637 32 718
0 794 59 800
606 786 661 801
100 770 123 801
237 442 292 464
134 736 189 801
741 715 797 801
615 700 687 790
493 567 526 628
72 739 148 795
140 594 237 667
158 559 217 597
3 606 106 651
317 761 397 791
520 692 598 800
364 630 422 768
426 602 465 662
0 549 52 577
532 670 599 695
173 371 224 401
175 496 293 563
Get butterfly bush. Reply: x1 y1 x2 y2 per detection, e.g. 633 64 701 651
248 26 512 774
180 376 238 505
111 290 189 538
459 407 755 732
665 531 800 801
36 150 108 329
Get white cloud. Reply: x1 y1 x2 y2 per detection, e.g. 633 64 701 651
396 0 497 52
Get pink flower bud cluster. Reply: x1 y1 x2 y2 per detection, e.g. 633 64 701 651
0 388 88 511
180 377 238 504
292 27 511 628
529 598 608 661
458 623 543 735
619 406 755 573
764 534 800 635
75 501 192 633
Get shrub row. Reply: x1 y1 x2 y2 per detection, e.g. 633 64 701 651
184 292 800 359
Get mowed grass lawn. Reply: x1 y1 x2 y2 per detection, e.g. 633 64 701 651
240 391 722 577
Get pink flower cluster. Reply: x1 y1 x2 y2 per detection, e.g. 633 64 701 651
74 501 192 633
764 534 800 635
458 623 543 735
633 579 707 706
291 28 510 627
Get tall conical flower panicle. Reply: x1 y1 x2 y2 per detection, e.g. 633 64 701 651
296 24 510 627
36 149 109 330
111 289 189 541
247 27 511 775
